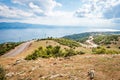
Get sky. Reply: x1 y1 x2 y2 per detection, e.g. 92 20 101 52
0 0 120 29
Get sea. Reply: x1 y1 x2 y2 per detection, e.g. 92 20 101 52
1 26 119 43
0 27 87 43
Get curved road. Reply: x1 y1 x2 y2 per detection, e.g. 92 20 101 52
80 36 98 48
2 41 33 57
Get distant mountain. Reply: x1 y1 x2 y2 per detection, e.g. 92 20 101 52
0 22 56 29
63 31 120 40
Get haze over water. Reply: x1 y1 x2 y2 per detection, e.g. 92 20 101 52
0 27 87 43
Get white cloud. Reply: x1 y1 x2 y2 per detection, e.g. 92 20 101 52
0 15 115 28
12 0 62 16
29 2 44 15
29 2 40 9
75 0 120 19
0 4 34 18
0 0 119 28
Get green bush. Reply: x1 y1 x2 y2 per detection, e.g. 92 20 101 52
25 50 42 60
25 45 85 60
92 47 106 54
92 46 120 54
118 47 120 49
106 46 111 48
0 65 6 80
77 37 88 43
105 50 120 54
54 38 81 48
77 51 85 55
93 35 119 45
63 48 76 57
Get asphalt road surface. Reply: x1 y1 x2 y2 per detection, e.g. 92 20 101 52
2 41 33 57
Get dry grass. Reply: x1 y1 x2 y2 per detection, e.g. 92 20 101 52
0 40 120 80
0 54 120 80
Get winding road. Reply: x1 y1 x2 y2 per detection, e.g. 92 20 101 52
2 41 33 57
79 36 98 48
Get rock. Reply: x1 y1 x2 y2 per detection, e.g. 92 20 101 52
41 75 49 79
49 74 64 79
88 69 95 80
6 72 14 77
31 66 38 71
16 71 26 75
58 58 63 61
39 74 43 77
53 62 57 65
85 56 92 59
13 58 25 66
26 77 32 80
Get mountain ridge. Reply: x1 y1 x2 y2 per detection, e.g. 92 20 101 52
0 22 58 29
63 31 120 40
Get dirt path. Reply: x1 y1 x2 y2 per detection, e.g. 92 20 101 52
80 36 98 48
1 41 34 57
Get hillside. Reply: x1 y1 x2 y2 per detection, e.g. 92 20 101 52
0 37 120 80
0 39 120 80
63 31 120 44
63 31 120 40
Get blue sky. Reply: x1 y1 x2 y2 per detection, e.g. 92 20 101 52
0 0 120 29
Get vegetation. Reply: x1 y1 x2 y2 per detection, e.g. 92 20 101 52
93 35 119 45
92 46 120 54
25 45 85 60
63 32 91 40
0 42 22 56
54 38 81 48
0 65 6 80
63 31 120 43
76 37 88 43
36 37 81 48
37 37 53 41
118 47 120 49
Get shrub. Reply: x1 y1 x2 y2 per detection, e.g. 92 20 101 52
51 46 61 57
63 48 76 57
38 46 43 50
118 47 120 49
106 50 119 54
46 45 53 49
106 46 111 48
92 47 106 54
0 65 6 80
92 46 120 54
25 50 40 60
77 51 85 55
54 38 81 47
25 45 85 60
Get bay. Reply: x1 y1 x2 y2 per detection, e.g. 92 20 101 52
0 27 87 43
